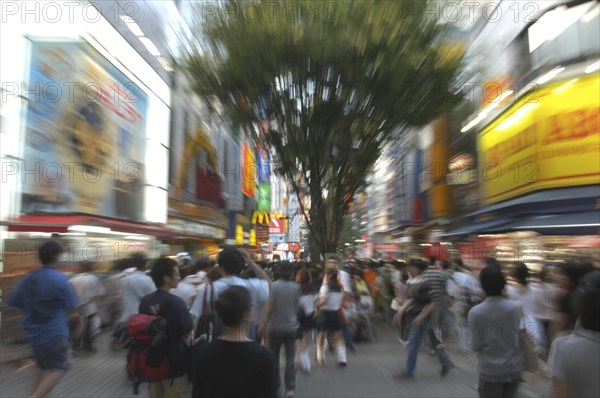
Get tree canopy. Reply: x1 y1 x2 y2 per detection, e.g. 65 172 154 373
182 0 466 260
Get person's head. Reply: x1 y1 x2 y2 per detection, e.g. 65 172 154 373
39 241 63 265
511 262 529 286
80 261 95 273
429 256 437 266
440 260 451 271
575 270 600 332
195 257 212 273
215 286 251 328
326 256 339 271
407 258 427 277
277 261 296 281
129 253 147 271
479 264 506 297
296 267 312 287
217 247 245 276
150 258 180 289
555 262 586 290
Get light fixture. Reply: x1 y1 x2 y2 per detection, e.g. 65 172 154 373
139 37 162 56
461 112 488 133
536 67 565 85
124 236 151 240
119 15 145 37
68 225 111 234
585 60 600 74
496 103 539 131
554 79 579 93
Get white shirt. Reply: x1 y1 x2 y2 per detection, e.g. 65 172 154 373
189 276 269 324
319 285 344 311
321 269 352 294
69 273 105 316
117 271 156 323
170 280 198 309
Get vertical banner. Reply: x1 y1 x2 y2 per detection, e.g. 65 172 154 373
21 40 148 220
225 138 243 211
242 143 256 197
256 148 271 183
257 183 271 212
235 225 244 246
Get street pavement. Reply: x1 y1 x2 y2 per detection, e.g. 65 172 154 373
1 320 550 398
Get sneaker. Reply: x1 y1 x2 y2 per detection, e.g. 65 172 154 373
441 363 455 378
393 371 413 380
285 390 295 397
338 362 347 367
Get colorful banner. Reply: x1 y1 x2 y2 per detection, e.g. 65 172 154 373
242 143 256 197
225 139 243 211
257 183 270 212
478 74 600 205
21 40 148 220
257 148 271 183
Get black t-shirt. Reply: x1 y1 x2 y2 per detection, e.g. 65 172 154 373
192 340 278 398
406 279 433 317
139 290 193 376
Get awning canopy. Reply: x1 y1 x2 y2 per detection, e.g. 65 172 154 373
469 185 599 217
442 218 516 238
1 214 174 238
508 211 600 235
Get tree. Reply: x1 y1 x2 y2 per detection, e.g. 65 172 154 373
182 0 466 261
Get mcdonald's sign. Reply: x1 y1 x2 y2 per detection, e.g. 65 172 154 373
251 210 271 225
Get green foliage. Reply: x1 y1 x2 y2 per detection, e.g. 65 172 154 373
183 0 466 258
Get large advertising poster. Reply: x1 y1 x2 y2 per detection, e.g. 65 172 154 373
21 40 148 221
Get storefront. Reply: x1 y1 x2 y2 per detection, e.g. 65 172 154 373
445 70 599 267
1 2 171 270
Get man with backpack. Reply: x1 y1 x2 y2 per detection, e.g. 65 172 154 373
7 240 79 398
137 258 194 398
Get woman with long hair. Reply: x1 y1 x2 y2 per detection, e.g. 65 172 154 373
315 269 347 367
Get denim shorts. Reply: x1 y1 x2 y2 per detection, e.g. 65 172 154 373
32 335 71 371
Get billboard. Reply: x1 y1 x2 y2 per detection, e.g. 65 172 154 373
257 183 270 212
256 148 271 183
242 143 256 198
21 40 148 220
478 74 599 205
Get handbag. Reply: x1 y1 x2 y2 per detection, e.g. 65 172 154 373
194 283 221 344
520 329 539 373
390 298 401 311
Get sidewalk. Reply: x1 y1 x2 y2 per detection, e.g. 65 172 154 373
0 322 550 398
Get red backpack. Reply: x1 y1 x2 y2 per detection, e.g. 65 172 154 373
126 314 171 394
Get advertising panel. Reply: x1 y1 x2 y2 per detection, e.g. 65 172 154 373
242 143 256 197
478 74 599 205
21 40 148 220
257 183 271 212
256 148 271 183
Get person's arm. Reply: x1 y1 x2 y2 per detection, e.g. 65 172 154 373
241 251 272 286
6 277 27 309
412 303 434 326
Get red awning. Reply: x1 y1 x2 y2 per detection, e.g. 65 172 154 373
1 214 174 238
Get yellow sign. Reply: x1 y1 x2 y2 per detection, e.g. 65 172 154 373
249 229 256 246
251 210 270 225
235 225 244 246
478 74 600 205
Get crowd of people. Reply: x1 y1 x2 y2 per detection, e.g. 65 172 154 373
6 241 600 398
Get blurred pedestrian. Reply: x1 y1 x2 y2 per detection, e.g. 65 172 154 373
139 258 194 398
316 269 347 367
468 264 522 398
114 253 155 347
7 241 79 398
192 286 278 398
296 266 319 373
547 270 600 398
69 261 105 352
262 261 302 397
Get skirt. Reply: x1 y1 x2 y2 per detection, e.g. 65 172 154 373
316 310 343 331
